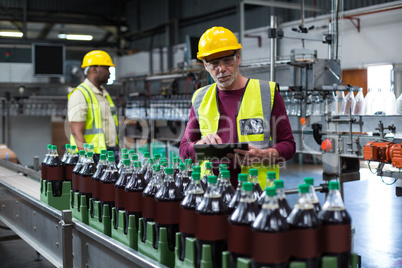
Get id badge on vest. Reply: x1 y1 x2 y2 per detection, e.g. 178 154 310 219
239 118 264 135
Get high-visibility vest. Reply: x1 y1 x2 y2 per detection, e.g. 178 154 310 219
191 79 280 189
68 82 119 154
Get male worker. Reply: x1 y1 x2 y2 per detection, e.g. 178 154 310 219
179 26 296 188
67 50 119 161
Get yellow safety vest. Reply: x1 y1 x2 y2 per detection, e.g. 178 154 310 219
68 82 119 154
192 79 280 189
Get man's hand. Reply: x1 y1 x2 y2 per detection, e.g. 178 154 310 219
70 121 87 151
228 144 279 167
195 133 223 145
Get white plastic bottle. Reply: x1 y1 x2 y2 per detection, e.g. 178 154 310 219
396 92 402 115
336 91 346 115
344 90 356 115
354 88 366 115
364 88 375 115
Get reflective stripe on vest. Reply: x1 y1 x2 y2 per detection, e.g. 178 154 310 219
192 79 279 189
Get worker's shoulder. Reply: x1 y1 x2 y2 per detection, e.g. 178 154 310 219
191 83 214 102
68 87 87 103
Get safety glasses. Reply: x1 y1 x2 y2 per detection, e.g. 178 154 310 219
205 52 237 70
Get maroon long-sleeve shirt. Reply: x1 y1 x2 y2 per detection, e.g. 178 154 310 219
179 82 296 186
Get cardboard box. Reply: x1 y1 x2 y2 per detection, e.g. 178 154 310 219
0 144 18 163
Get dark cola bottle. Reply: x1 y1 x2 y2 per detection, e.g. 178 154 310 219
189 166 202 193
216 164 228 188
218 170 235 207
128 149 136 158
201 162 213 190
153 153 161 166
78 151 96 207
287 184 321 268
118 153 129 174
130 154 138 168
91 154 107 217
143 158 155 184
45 145 65 197
185 159 193 177
175 163 190 196
142 164 163 243
318 181 352 268
227 173 248 214
304 177 322 214
228 182 260 267
61 144 70 163
160 159 168 179
114 159 132 229
125 161 146 231
195 175 228 268
274 179 292 219
99 156 119 220
251 187 290 268
72 150 86 194
257 171 276 206
249 169 263 201
117 148 128 170
172 157 180 179
154 167 182 251
41 144 52 182
140 152 151 174
64 145 78 182
179 172 204 261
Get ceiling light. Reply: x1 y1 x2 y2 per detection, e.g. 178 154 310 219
0 31 23 38
58 34 93 41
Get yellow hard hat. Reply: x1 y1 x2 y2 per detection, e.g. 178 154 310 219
197 26 242 60
81 50 115 68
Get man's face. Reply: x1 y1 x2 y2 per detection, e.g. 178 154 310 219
93 65 110 85
203 50 240 89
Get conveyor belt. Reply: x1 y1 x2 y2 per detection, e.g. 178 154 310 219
0 161 164 268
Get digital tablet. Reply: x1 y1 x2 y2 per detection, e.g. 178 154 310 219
194 143 249 160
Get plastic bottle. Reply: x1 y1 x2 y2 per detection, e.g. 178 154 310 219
218 170 235 207
201 162 213 189
91 154 107 217
274 179 292 219
155 167 182 251
83 143 89 156
117 148 128 170
353 88 366 115
228 173 248 214
114 159 132 229
46 145 64 197
336 91 346 115
287 184 321 267
251 187 290 268
318 181 352 268
216 164 228 187
118 153 129 174
153 153 161 165
160 159 169 179
141 152 151 174
396 92 402 115
130 154 138 168
64 145 78 182
249 169 263 201
185 158 193 177
128 149 135 158
61 144 70 163
72 150 86 194
125 161 146 231
175 163 190 195
143 158 155 184
257 171 276 206
303 177 321 214
172 157 181 179
99 156 119 220
142 164 163 243
78 151 96 207
325 91 337 116
195 175 228 268
344 90 356 115
364 88 375 115
41 144 52 181
385 88 397 115
228 182 260 266
179 172 204 261
88 144 95 157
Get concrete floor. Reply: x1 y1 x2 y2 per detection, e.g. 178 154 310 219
0 161 401 268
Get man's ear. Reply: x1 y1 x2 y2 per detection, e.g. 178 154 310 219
203 60 209 71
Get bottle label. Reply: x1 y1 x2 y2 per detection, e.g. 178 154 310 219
196 214 228 241
92 180 99 199
290 228 321 258
79 176 92 194
125 191 142 212
115 188 126 208
155 201 180 224
228 224 252 256
142 196 155 219
251 231 290 264
72 173 79 191
179 208 197 235
99 183 115 202
322 223 351 253
64 165 75 181
46 166 64 181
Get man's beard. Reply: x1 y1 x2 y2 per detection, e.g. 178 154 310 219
214 67 239 88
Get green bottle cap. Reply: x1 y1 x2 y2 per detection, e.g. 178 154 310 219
134 161 141 168
87 152 93 157
193 166 201 173
123 159 131 166
304 177 314 186
121 148 128 154
161 160 168 167
207 175 217 184
205 162 213 168
128 149 135 155
71 145 76 150
265 186 277 196
179 163 186 170
107 151 114 157
274 179 284 189
100 149 107 155
185 159 193 165
328 180 339 190
221 170 230 178
152 164 160 171
144 152 150 158
79 150 85 156
122 153 129 160
52 145 57 150
165 167 173 174
88 144 94 149
148 158 155 164
299 184 309 193
108 156 115 162
131 154 138 161
47 144 53 149
65 144 70 149
238 173 248 182
242 182 253 192
267 171 276 179
154 154 161 159
173 157 180 163
83 143 89 148
100 154 107 161
249 169 258 176
219 164 227 170
192 172 201 180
